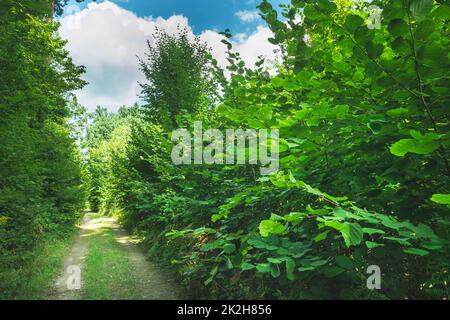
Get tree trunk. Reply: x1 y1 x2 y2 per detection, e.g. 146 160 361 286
50 0 54 20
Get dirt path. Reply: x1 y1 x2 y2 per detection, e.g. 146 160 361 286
47 215 92 300
48 213 180 300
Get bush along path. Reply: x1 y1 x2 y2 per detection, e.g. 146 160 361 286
48 213 180 300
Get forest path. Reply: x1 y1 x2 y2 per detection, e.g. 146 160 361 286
48 213 180 300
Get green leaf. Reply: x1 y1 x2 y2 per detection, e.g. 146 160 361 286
332 207 357 219
223 243 236 254
272 77 284 87
335 255 354 270
403 248 430 256
298 266 316 272
204 276 214 286
201 239 225 252
388 19 409 37
433 4 450 20
323 266 345 278
259 220 286 237
304 5 321 20
354 26 374 44
384 236 411 246
267 257 284 264
391 37 411 55
205 265 219 285
344 15 364 33
409 0 434 22
386 107 409 117
323 220 346 231
285 259 296 281
317 0 337 13
241 263 255 271
270 263 281 278
283 212 306 224
363 228 385 235
341 223 364 247
366 241 385 249
418 41 445 62
352 69 365 82
314 231 329 242
248 237 279 250
414 22 434 41
390 139 440 157
390 139 416 157
256 263 272 273
431 194 450 205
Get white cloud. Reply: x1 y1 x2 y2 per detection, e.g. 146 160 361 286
59 1 278 111
234 26 280 67
235 10 261 23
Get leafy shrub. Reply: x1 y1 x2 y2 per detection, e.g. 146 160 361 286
85 0 449 300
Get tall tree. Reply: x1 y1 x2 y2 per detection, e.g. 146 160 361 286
139 27 218 129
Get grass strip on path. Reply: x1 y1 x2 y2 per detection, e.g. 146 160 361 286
82 225 137 300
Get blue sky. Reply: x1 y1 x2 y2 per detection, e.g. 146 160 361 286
61 0 287 111
67 0 288 35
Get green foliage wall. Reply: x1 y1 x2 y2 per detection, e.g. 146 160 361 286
0 0 86 298
86 0 449 300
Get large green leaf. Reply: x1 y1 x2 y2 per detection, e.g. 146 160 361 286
201 239 225 252
256 263 272 273
388 19 409 37
390 131 442 157
259 220 286 237
344 15 364 33
431 194 450 205
409 0 434 22
403 248 430 256
223 243 236 254
341 223 364 248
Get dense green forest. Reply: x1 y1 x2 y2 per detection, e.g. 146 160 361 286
0 0 88 297
1 0 449 300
